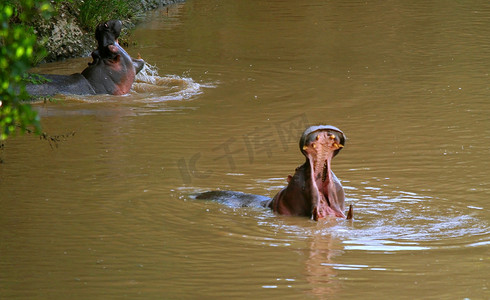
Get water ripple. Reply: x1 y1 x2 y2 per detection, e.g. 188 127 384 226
328 186 490 252
185 183 489 253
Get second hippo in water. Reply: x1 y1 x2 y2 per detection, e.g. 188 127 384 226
26 20 144 97
196 125 353 220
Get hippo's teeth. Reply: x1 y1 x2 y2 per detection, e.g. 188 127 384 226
316 135 320 140
329 134 336 140
302 145 308 150
333 143 344 149
346 204 354 219
312 143 316 149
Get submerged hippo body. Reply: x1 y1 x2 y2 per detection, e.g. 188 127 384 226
195 191 271 208
196 125 353 220
25 73 96 96
26 20 144 97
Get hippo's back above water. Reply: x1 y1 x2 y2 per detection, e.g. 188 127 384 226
25 73 96 96
195 191 271 209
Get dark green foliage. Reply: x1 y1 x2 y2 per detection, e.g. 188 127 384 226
0 0 52 140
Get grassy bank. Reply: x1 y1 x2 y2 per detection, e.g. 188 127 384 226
6 0 181 63
6 0 140 32
78 0 140 32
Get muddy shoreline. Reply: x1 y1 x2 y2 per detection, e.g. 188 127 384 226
34 0 184 63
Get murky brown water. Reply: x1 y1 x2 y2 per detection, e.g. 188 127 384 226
1 1 489 299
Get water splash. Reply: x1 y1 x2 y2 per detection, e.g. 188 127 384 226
133 63 214 102
135 62 160 84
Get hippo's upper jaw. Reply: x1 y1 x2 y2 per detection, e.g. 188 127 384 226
270 125 351 220
96 20 122 49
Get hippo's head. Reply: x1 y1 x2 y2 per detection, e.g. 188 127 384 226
95 20 122 49
270 125 351 220
299 125 346 220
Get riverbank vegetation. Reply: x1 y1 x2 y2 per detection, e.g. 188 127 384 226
6 0 147 32
78 0 142 32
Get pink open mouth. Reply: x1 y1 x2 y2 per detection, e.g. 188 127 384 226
300 126 352 220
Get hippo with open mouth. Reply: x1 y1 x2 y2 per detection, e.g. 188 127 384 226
196 125 353 220
26 20 144 96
